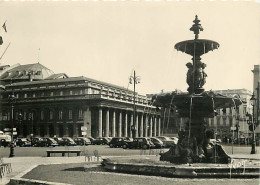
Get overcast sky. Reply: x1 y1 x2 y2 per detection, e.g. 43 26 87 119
0 1 259 95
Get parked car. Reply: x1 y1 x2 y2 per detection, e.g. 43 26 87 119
150 137 164 148
61 137 77 146
86 136 95 144
31 137 42 147
103 137 112 144
0 131 11 147
109 137 127 148
38 137 58 147
74 137 91 145
0 138 10 147
92 137 111 145
16 138 31 147
156 136 177 147
123 137 155 149
53 137 64 145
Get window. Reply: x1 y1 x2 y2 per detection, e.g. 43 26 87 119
59 110 63 120
50 111 53 120
41 92 44 97
79 109 83 119
80 90 83 94
69 110 72 120
24 93 27 98
70 90 73 95
16 94 19 98
33 93 36 98
50 92 54 96
60 91 63 96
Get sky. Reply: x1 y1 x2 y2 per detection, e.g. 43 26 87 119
0 1 259 95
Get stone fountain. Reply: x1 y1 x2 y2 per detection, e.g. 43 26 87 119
158 15 242 164
101 16 259 178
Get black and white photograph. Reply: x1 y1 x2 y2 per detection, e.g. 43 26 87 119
0 1 259 185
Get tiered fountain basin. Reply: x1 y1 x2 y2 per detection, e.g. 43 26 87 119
175 39 219 56
101 155 260 178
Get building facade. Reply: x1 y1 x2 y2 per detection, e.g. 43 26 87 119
207 89 253 141
0 63 160 138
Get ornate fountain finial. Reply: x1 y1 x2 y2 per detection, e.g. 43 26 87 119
190 15 204 39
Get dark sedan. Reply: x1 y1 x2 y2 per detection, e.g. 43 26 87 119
16 138 31 147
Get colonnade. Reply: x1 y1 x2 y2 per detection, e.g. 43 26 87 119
97 108 161 138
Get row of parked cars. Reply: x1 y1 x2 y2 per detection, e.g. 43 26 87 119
13 136 95 147
108 136 178 150
2 135 178 149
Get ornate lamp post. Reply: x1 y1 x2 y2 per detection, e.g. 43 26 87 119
250 93 257 154
8 92 16 157
129 70 140 138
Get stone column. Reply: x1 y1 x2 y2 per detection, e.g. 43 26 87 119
154 116 157 137
112 110 116 137
130 113 133 138
98 108 102 137
144 115 148 137
135 113 139 137
124 112 128 137
83 107 92 137
140 113 144 137
158 117 161 136
149 117 153 137
118 111 122 137
105 109 109 137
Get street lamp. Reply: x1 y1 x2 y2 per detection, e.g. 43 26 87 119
129 70 140 138
8 92 16 157
249 93 257 154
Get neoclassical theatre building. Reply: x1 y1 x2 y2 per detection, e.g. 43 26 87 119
0 63 160 138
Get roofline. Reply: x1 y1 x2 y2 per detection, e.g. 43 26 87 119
5 76 133 92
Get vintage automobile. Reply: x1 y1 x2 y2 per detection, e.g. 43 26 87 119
74 137 91 145
150 137 165 148
38 137 58 147
86 136 95 144
53 137 64 145
16 138 31 147
156 136 177 148
61 137 77 146
31 137 42 147
122 137 155 149
92 137 111 145
109 137 131 148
